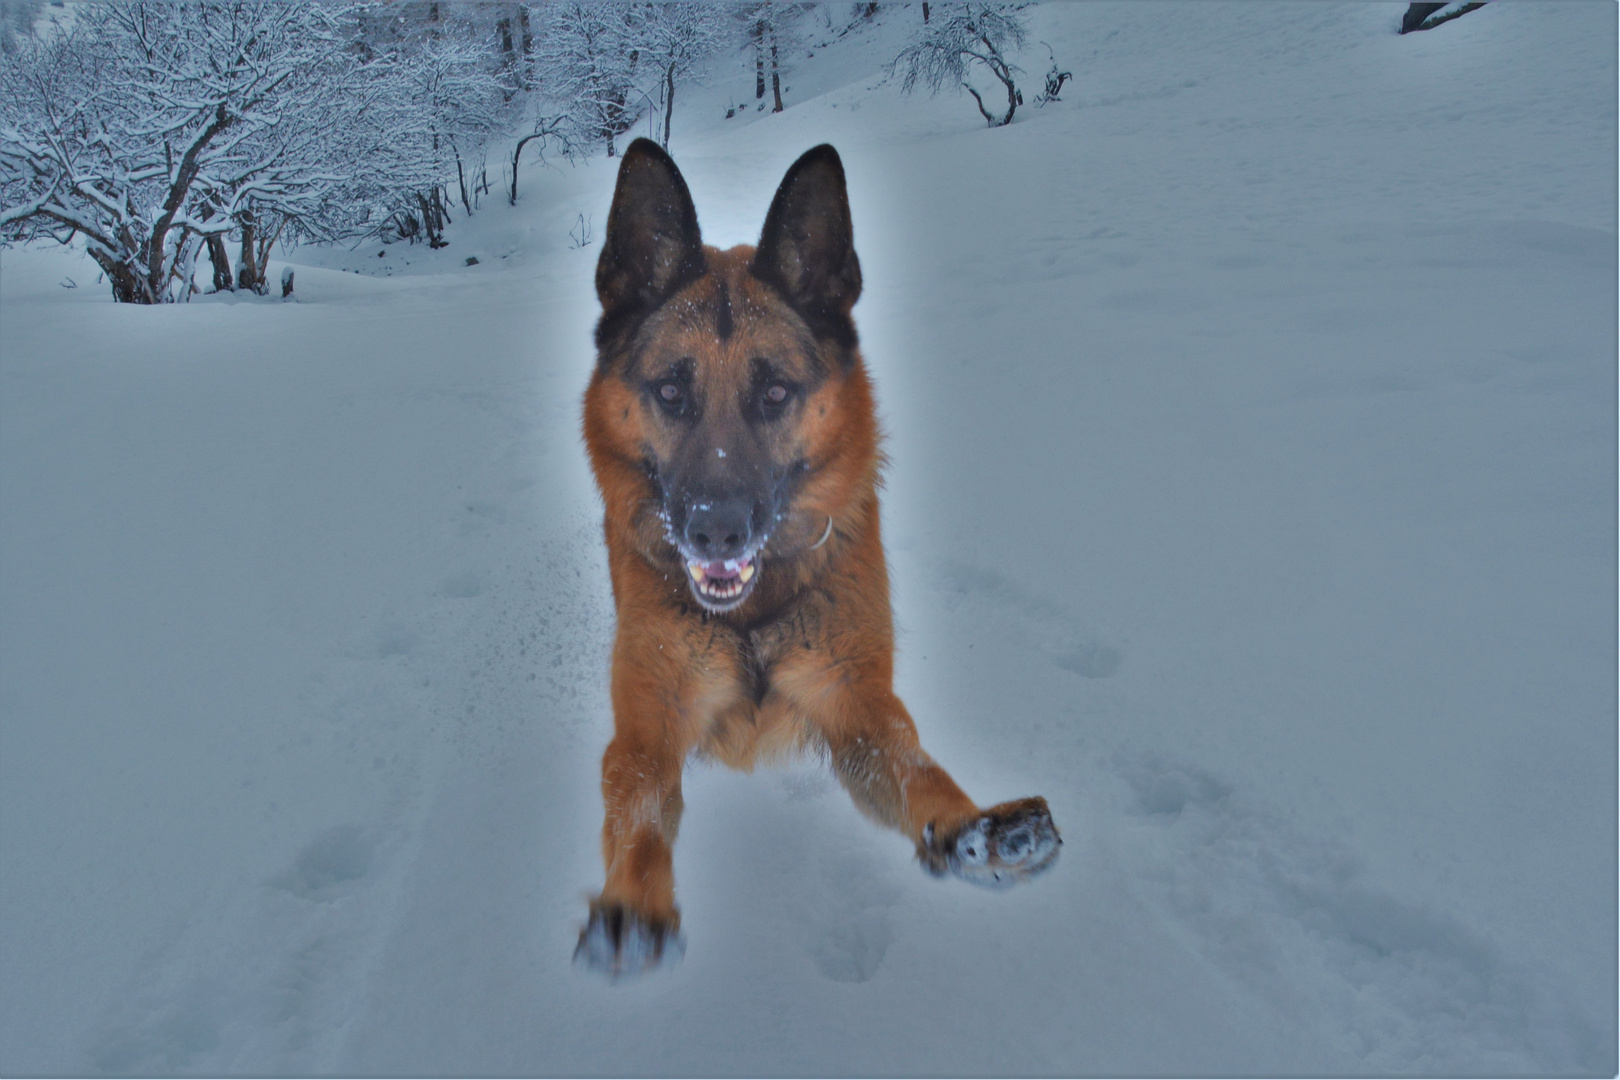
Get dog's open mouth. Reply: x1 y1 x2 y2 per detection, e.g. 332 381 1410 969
685 555 759 611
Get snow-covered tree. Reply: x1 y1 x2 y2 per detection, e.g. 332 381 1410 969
1 0 533 294
627 4 728 150
536 4 642 158
390 22 514 222
737 2 808 114
890 3 1029 127
506 111 578 206
347 4 522 246
0 1 368 302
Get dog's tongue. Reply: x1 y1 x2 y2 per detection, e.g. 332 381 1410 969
705 560 741 580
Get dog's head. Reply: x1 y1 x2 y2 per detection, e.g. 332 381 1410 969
585 140 878 615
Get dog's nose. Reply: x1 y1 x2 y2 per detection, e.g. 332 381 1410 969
684 497 753 561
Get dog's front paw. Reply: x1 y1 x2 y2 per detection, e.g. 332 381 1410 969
921 796 1061 887
573 900 685 980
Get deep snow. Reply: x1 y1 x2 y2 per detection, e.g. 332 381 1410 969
1 3 1615 1075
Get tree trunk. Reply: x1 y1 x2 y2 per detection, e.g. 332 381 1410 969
519 4 534 89
170 230 200 301
255 217 285 285
419 191 446 249
90 250 147 304
199 204 233 291
965 37 1019 128
770 32 783 112
417 192 433 246
496 16 515 99
455 149 472 215
965 76 1017 127
238 213 264 293
145 103 233 303
393 210 420 243
510 131 545 204
206 233 233 291
754 22 765 98
662 63 676 149
964 83 995 126
610 48 640 155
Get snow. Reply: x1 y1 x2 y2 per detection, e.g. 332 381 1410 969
1 3 1614 1075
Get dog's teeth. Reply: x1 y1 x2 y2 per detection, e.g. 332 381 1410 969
688 563 704 582
739 562 754 584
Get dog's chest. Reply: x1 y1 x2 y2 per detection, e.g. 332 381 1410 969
734 599 824 705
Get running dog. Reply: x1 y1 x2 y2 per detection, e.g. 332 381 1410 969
577 139 1060 976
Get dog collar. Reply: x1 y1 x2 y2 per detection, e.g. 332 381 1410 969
809 516 834 550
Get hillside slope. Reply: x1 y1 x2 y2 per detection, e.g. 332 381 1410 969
1 4 1614 1075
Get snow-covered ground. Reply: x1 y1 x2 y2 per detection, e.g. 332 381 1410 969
2 3 1614 1075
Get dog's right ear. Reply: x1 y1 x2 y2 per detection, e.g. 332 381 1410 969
596 139 706 343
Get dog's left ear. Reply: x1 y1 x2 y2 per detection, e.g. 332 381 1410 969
752 145 862 348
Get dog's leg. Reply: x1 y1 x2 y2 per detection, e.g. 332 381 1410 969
575 621 721 978
786 662 1062 887
575 732 687 978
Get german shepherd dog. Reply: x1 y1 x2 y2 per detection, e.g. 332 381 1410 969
577 139 1060 976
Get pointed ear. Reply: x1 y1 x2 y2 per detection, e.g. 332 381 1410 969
596 139 706 339
751 144 862 348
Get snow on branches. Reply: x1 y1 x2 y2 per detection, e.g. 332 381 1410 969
735 2 808 115
535 4 641 160
529 4 730 162
0 0 747 292
631 4 730 150
891 3 1030 127
0 0 521 301
0 2 1056 302
0 2 374 301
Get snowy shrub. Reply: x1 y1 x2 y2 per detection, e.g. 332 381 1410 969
890 2 1030 127
1032 42 1072 106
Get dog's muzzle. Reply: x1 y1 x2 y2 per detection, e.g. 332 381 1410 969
676 496 765 612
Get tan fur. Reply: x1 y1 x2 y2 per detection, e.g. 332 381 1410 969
576 142 1055 969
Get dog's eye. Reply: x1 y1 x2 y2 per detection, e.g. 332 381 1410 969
652 379 692 419
756 382 795 421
